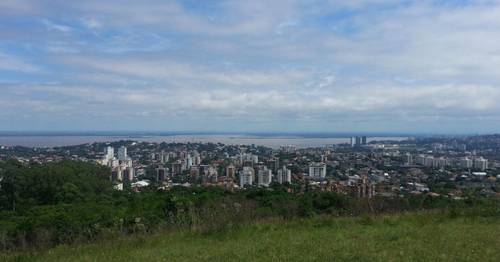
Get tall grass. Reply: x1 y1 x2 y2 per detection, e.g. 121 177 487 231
3 210 499 262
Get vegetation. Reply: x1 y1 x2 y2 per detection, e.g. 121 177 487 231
1 160 499 260
3 211 500 261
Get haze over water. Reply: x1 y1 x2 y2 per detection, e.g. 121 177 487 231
0 134 407 149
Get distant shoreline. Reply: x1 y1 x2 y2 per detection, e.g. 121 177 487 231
0 134 408 149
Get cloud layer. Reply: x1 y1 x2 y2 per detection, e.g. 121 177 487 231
1 0 500 133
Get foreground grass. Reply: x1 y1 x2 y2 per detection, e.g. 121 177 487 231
3 211 500 262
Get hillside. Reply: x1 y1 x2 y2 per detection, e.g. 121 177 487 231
5 211 500 262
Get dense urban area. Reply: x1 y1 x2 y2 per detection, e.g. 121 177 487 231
2 135 500 198
1 135 500 258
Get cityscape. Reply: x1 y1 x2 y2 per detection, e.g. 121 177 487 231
2 134 499 199
2 0 500 260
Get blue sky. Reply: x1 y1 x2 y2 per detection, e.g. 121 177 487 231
1 0 500 133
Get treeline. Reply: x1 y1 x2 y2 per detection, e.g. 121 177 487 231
0 160 498 250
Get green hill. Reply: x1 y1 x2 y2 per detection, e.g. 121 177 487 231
5 211 500 262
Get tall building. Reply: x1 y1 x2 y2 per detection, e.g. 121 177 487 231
186 154 193 168
117 146 128 161
433 157 447 168
423 156 434 167
189 167 200 183
239 166 254 187
309 162 326 179
193 154 201 166
355 175 375 198
123 167 134 182
267 157 280 171
226 165 236 179
171 161 182 175
257 167 272 187
276 166 292 184
415 155 425 165
403 153 412 166
156 167 167 182
105 146 114 160
474 157 488 171
460 157 473 169
350 136 367 147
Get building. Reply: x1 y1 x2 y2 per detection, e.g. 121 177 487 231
350 136 367 147
106 146 114 160
171 161 182 175
423 156 434 167
226 165 236 179
432 157 447 169
239 166 254 187
276 166 292 184
156 167 167 182
123 167 134 182
309 162 326 179
189 166 200 183
460 157 473 169
117 146 128 161
267 157 280 171
257 167 273 187
474 157 488 171
354 175 375 198
186 154 193 168
403 153 412 166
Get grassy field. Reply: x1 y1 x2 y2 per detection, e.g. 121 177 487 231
3 211 500 262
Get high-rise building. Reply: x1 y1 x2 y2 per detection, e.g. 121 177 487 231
276 166 292 184
474 157 488 171
105 146 114 160
226 165 236 179
460 157 473 169
433 157 447 168
403 153 412 166
156 167 167 182
423 156 434 167
117 146 128 161
239 166 254 187
193 154 201 166
355 175 375 198
267 157 280 171
186 154 193 168
257 167 272 187
309 162 326 179
171 161 183 175
350 136 367 147
123 167 134 182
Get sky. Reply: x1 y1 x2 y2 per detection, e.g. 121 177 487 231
1 0 500 134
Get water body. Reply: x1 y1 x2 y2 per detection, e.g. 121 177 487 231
0 134 407 149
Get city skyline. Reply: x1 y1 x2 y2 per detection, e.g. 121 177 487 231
2 0 500 133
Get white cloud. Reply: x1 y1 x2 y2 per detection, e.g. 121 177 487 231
0 52 40 73
42 19 72 32
3 0 500 131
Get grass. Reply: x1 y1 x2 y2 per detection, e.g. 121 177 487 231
3 211 500 262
